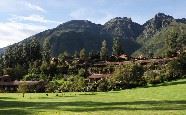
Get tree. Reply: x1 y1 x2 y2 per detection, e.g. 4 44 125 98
100 40 108 60
29 39 42 62
42 39 51 63
110 64 146 89
97 78 109 92
80 48 87 60
74 51 79 58
63 51 69 57
164 60 182 81
78 68 86 77
112 38 123 56
18 82 29 97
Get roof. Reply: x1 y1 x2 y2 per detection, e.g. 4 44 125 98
0 81 41 86
119 54 129 58
0 75 11 78
89 74 111 79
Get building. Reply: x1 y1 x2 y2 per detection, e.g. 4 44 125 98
0 75 42 92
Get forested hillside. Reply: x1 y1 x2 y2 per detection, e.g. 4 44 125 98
1 13 186 57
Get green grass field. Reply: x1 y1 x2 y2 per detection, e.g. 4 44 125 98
0 79 186 115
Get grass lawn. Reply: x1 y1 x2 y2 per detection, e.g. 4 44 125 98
0 79 186 115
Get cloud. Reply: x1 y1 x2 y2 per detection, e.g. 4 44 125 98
0 21 47 48
26 2 46 13
10 14 60 24
69 8 115 24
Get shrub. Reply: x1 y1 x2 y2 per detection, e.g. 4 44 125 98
45 75 86 92
110 64 146 89
164 60 183 81
143 70 163 84
97 78 110 92
78 68 86 77
45 81 58 93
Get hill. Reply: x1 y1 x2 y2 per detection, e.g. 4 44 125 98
0 48 4 54
2 13 186 57
133 22 186 56
27 20 114 56
133 13 186 57
5 17 143 56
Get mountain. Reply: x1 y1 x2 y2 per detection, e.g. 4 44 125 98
103 17 143 54
0 48 4 54
137 13 174 44
133 21 186 56
133 13 186 56
25 20 113 56
103 17 143 40
2 13 186 57
5 18 143 56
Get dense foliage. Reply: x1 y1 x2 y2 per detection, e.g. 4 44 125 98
0 13 185 93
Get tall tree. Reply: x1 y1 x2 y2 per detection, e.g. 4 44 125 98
74 51 79 58
42 39 51 63
80 48 87 60
112 38 123 56
29 39 42 62
100 40 108 60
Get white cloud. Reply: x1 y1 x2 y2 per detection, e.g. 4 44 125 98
0 21 47 48
10 14 60 24
70 9 115 24
26 2 46 13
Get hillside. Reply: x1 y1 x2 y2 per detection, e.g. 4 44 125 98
133 22 186 56
0 48 4 54
5 18 143 56
2 13 186 57
133 13 186 57
25 20 112 56
137 13 174 44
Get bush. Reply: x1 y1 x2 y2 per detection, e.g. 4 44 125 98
143 70 164 84
97 78 110 92
45 81 58 93
78 68 86 77
110 64 146 89
164 60 183 81
45 76 86 92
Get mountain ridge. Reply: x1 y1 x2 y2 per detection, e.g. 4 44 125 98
1 12 185 57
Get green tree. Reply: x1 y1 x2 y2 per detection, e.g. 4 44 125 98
63 51 69 57
74 51 79 58
112 38 123 56
110 64 146 89
42 39 51 63
100 40 108 60
80 48 87 60
78 68 86 77
29 39 42 62
18 82 29 97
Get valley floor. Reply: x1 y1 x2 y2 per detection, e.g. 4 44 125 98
0 79 186 115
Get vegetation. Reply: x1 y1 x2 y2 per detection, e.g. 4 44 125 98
0 79 186 115
0 12 185 93
100 40 108 60
110 64 146 89
18 82 29 97
0 12 185 114
112 38 123 55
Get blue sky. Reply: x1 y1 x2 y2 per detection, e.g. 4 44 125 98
0 0 186 48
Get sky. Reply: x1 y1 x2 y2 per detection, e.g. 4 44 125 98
0 0 186 48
